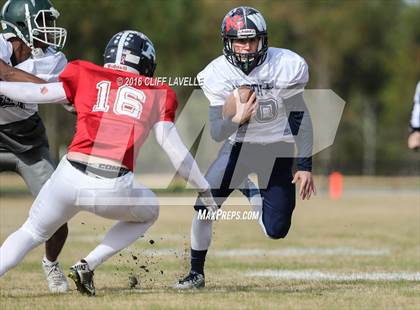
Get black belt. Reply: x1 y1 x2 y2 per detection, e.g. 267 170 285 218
228 140 291 146
68 159 130 178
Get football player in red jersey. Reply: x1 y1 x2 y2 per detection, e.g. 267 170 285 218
0 30 217 296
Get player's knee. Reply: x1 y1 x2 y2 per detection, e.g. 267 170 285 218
131 204 159 223
21 219 50 243
264 221 291 240
148 203 160 223
131 194 160 223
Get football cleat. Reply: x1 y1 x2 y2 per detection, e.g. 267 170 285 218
174 271 205 289
42 260 69 293
68 260 95 296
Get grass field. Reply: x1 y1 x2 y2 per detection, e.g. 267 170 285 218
0 175 419 309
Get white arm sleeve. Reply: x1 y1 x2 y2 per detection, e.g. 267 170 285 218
410 81 420 129
0 81 68 104
153 121 210 192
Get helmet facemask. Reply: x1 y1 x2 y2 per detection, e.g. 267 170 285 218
31 8 66 49
223 32 268 75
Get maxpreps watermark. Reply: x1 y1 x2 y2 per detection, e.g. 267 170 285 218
197 209 260 221
116 76 204 87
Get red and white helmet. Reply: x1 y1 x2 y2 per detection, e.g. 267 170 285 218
221 6 268 74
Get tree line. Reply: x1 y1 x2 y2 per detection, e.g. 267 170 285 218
39 0 420 175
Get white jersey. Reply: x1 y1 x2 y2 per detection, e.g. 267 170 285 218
0 35 67 124
198 47 308 144
410 81 420 129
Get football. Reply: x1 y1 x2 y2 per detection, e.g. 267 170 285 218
223 85 255 119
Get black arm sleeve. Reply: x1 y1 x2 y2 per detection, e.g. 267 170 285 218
208 105 239 142
283 93 313 172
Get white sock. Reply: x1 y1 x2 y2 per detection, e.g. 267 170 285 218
191 212 213 251
0 228 42 276
248 190 263 215
84 220 153 270
247 192 268 235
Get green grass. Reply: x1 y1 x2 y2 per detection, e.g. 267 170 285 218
0 176 419 309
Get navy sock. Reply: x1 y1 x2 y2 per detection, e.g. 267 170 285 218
191 249 207 275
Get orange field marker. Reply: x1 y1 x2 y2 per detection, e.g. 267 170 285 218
329 172 343 199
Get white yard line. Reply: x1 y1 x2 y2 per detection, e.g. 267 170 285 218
214 247 390 257
245 269 420 281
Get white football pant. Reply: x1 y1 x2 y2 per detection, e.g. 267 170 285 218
0 157 159 276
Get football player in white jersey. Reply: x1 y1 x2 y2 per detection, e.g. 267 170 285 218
408 81 420 150
176 6 316 289
0 0 68 293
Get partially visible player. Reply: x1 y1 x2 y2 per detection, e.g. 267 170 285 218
0 0 69 293
408 81 420 150
0 30 218 296
176 6 315 289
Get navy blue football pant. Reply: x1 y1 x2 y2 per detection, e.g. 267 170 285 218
195 140 296 239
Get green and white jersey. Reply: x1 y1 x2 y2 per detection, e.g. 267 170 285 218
0 34 67 152
0 34 67 124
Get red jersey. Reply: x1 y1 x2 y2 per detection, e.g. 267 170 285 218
59 60 177 171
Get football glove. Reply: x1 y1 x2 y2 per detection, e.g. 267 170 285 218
198 188 218 216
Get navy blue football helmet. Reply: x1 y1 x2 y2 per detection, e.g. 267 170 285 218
103 30 156 77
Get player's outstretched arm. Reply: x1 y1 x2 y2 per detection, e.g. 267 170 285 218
0 81 68 104
154 121 210 191
0 60 45 83
153 121 218 213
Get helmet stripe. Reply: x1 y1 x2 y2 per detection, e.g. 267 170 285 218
1 0 11 18
248 13 266 32
116 31 131 65
242 7 247 28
